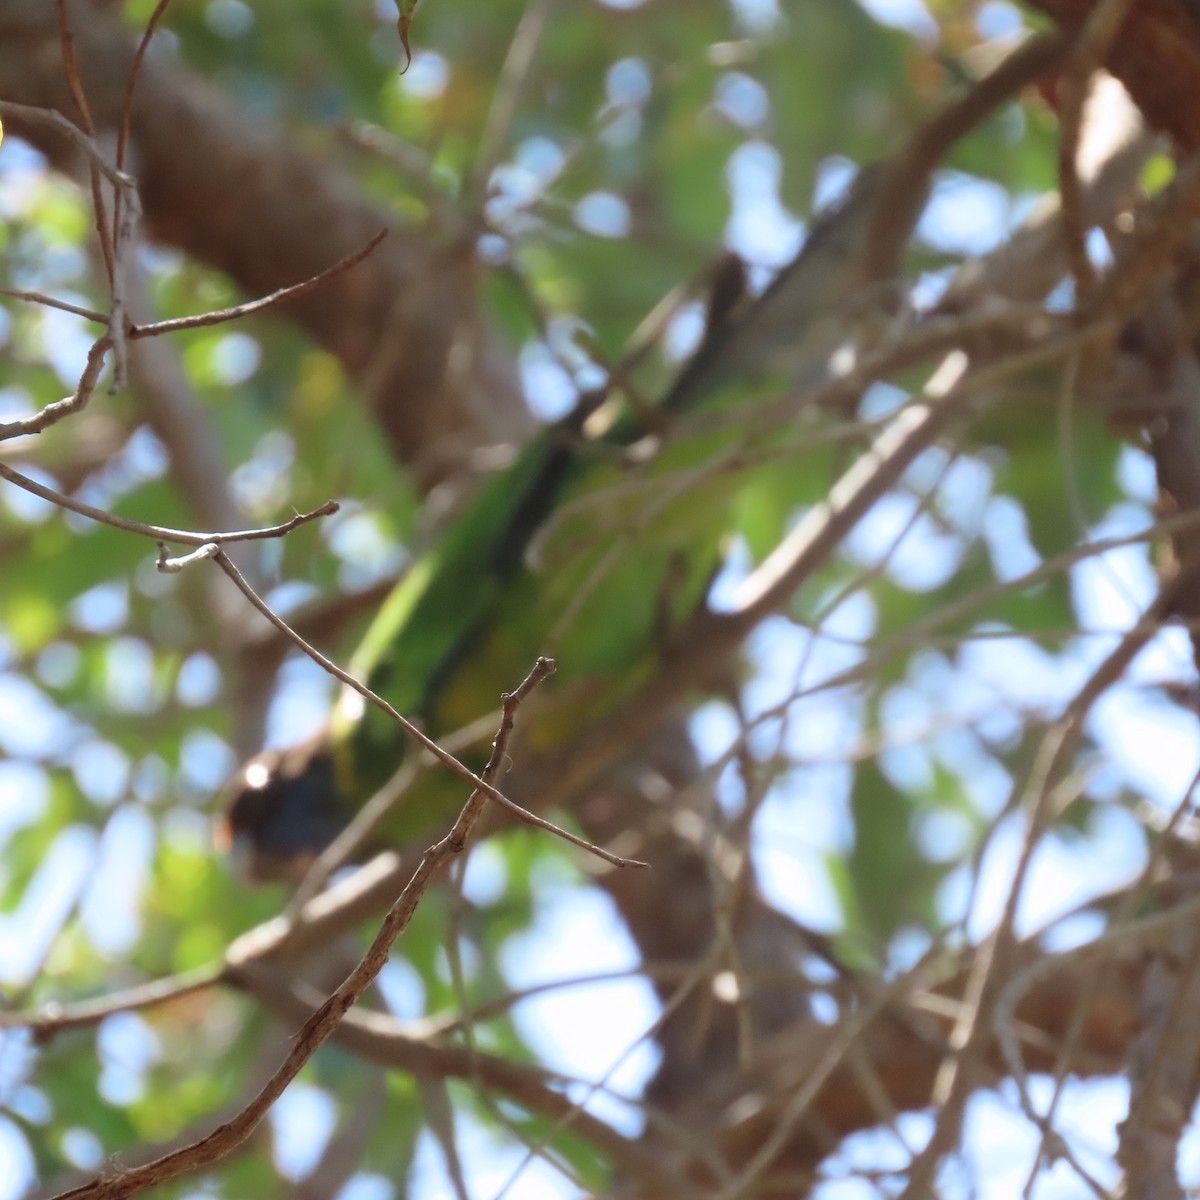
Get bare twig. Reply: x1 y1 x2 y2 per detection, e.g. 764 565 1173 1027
1054 0 1135 302
790 502 1200 707
129 228 390 338
524 322 1102 813
52 659 556 1200
1010 766 1200 1198
468 0 554 206
236 964 673 1187
492 940 734 1199
910 573 1196 1199
207 542 640 868
996 892 1200 1093
0 231 389 344
285 707 502 913
0 289 107 323
0 334 112 441
0 967 222 1041
53 0 115 281
54 0 94 139
715 954 945 1199
115 0 172 177
864 31 1070 279
0 463 338 545
154 542 221 572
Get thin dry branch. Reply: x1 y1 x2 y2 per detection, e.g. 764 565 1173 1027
129 228 390 338
1053 0 1136 300
6 4 1194 1194
520 324 1105 815
865 30 1071 279
0 967 222 1041
113 0 171 177
0 229 389 341
236 964 674 1189
0 463 338 544
15 13 113 281
207 545 638 870
0 289 107 323
467 0 554 205
51 657 556 1200
0 334 112 441
285 706 502 913
521 145 1200 821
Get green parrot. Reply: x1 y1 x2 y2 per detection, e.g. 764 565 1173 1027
220 164 896 882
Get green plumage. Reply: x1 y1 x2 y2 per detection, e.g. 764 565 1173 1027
328 402 727 824
223 165 894 877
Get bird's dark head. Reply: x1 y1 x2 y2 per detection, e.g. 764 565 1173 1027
217 735 346 884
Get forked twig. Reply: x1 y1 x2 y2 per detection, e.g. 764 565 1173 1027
51 658 557 1200
206 544 642 870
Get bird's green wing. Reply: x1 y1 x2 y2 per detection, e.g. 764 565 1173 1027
328 431 579 801
223 163 903 876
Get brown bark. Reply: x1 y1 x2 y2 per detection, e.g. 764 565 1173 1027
0 0 811 1171
0 0 531 486
1028 0 1200 152
0 2 1170 1193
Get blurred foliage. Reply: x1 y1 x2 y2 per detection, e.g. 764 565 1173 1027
0 0 1164 1196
